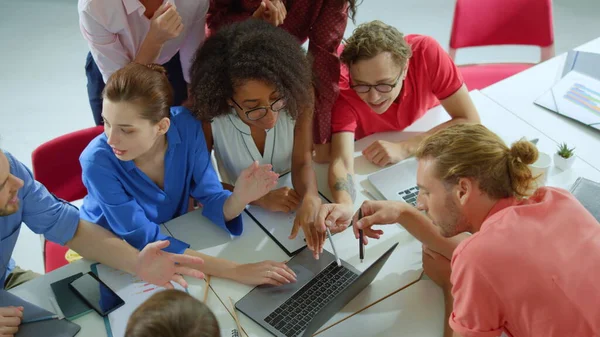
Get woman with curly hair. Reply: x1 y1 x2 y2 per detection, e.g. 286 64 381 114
206 0 361 162
190 19 327 259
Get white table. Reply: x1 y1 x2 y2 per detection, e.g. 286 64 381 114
10 90 600 337
481 37 600 172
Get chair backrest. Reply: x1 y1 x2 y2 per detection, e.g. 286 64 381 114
450 0 554 50
31 126 104 202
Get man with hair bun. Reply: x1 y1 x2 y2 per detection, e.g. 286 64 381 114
319 123 600 337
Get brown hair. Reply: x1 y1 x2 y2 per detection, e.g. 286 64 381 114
341 20 412 69
415 123 538 198
125 290 220 337
103 63 173 123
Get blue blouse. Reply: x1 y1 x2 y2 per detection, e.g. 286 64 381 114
79 107 243 254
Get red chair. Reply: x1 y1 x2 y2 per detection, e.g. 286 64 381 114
31 126 104 273
448 0 555 90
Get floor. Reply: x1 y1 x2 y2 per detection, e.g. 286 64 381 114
1 0 599 274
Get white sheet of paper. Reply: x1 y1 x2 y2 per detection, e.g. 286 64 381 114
95 264 185 337
244 172 330 255
551 70 600 128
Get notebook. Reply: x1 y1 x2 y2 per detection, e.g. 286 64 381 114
244 172 331 256
569 177 600 222
50 273 94 320
0 290 81 337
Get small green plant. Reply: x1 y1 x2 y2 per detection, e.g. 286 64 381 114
556 142 575 159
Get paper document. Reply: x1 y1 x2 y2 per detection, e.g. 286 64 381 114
535 50 600 112
245 172 331 256
94 264 185 337
551 70 600 129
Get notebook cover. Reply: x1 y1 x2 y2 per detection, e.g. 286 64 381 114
569 177 600 222
50 273 94 321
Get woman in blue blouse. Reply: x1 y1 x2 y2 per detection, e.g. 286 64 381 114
80 63 296 286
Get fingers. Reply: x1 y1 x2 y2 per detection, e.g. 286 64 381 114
315 204 332 233
277 0 287 18
252 1 267 18
162 281 175 290
288 189 301 205
152 2 172 19
372 151 389 167
147 240 170 250
169 253 204 266
0 325 19 335
174 266 205 280
171 274 188 288
288 218 301 240
0 316 21 328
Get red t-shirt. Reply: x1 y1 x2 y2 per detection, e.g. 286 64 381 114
331 35 463 140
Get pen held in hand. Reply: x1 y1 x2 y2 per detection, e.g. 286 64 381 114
325 227 341 267
358 208 364 263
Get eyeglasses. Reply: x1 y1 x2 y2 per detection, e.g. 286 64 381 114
350 71 403 94
231 97 286 121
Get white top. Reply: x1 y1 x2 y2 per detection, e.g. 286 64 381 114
78 0 208 83
211 111 295 185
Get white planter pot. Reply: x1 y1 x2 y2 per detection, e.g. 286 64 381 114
553 153 575 171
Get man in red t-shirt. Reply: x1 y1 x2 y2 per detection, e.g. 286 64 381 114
328 20 479 210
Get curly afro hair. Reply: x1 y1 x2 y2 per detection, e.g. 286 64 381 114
189 19 314 121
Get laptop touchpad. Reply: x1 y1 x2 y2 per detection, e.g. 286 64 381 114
258 264 315 295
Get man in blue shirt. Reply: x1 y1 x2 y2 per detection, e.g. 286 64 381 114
0 150 204 336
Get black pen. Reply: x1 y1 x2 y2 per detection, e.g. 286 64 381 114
358 208 364 263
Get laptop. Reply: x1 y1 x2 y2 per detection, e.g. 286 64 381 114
368 158 419 206
235 243 398 337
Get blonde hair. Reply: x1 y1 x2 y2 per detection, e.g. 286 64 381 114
415 124 538 198
125 290 220 337
340 20 412 68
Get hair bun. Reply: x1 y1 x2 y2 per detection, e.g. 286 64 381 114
146 63 168 76
509 139 538 165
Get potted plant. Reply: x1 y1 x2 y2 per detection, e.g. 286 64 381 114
554 142 576 171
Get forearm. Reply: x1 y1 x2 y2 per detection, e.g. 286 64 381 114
443 289 455 337
329 158 355 205
292 162 319 201
222 192 247 221
184 249 241 280
133 34 164 64
67 219 138 275
397 207 457 259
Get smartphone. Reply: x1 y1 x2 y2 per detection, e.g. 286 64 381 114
68 272 125 316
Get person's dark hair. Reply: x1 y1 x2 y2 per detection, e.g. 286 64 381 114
103 63 173 124
190 19 313 121
125 290 220 337
345 0 360 22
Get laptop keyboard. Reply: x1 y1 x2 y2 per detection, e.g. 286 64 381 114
398 186 419 206
264 262 358 337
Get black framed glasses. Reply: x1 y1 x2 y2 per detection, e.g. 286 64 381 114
231 97 286 121
350 71 403 94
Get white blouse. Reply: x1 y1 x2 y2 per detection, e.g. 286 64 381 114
211 111 295 185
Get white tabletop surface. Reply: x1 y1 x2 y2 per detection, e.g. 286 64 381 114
482 37 600 172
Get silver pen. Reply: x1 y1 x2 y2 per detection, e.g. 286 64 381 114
325 227 342 267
